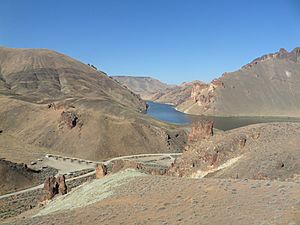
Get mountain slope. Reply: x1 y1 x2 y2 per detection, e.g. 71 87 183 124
0 47 187 161
152 81 205 105
112 76 175 100
177 48 300 116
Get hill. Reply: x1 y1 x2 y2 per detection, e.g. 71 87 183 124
177 48 300 116
0 47 187 162
112 76 174 100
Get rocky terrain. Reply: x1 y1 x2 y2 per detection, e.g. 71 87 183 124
0 47 188 162
112 76 175 100
1 47 300 225
170 122 300 182
151 80 205 105
177 47 300 116
1 122 299 225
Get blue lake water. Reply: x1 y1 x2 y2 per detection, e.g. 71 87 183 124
146 101 300 131
146 101 190 124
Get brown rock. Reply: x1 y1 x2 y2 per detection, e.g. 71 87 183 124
61 111 78 129
95 164 107 179
42 175 67 201
188 120 213 143
57 175 67 195
43 176 59 200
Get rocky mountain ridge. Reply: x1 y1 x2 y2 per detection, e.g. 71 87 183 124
177 47 300 116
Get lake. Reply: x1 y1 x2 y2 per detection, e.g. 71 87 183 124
146 101 300 131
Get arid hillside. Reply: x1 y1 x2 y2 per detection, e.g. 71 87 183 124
177 48 300 116
112 76 174 100
0 47 187 161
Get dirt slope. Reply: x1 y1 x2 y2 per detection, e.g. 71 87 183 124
177 47 300 116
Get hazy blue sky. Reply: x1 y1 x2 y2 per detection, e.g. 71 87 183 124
1 0 300 84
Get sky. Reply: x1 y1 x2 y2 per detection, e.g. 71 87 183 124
1 0 300 84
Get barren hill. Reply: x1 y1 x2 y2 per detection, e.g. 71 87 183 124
112 76 174 100
177 48 300 116
0 47 187 162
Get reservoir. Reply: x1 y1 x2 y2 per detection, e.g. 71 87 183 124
146 101 300 131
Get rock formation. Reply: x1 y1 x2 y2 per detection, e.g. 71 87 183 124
43 176 59 200
60 111 79 129
187 120 214 143
42 175 67 201
152 81 205 105
95 164 107 179
57 175 67 195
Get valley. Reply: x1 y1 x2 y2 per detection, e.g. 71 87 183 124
0 47 299 225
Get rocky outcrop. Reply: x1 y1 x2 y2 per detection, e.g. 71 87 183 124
169 123 247 177
189 80 224 113
42 175 67 201
57 175 67 195
43 176 59 200
60 111 79 129
152 81 205 106
188 120 213 143
95 164 107 179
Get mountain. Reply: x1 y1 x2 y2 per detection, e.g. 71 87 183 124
152 80 205 105
177 48 300 116
0 47 187 162
113 75 205 106
112 76 175 100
